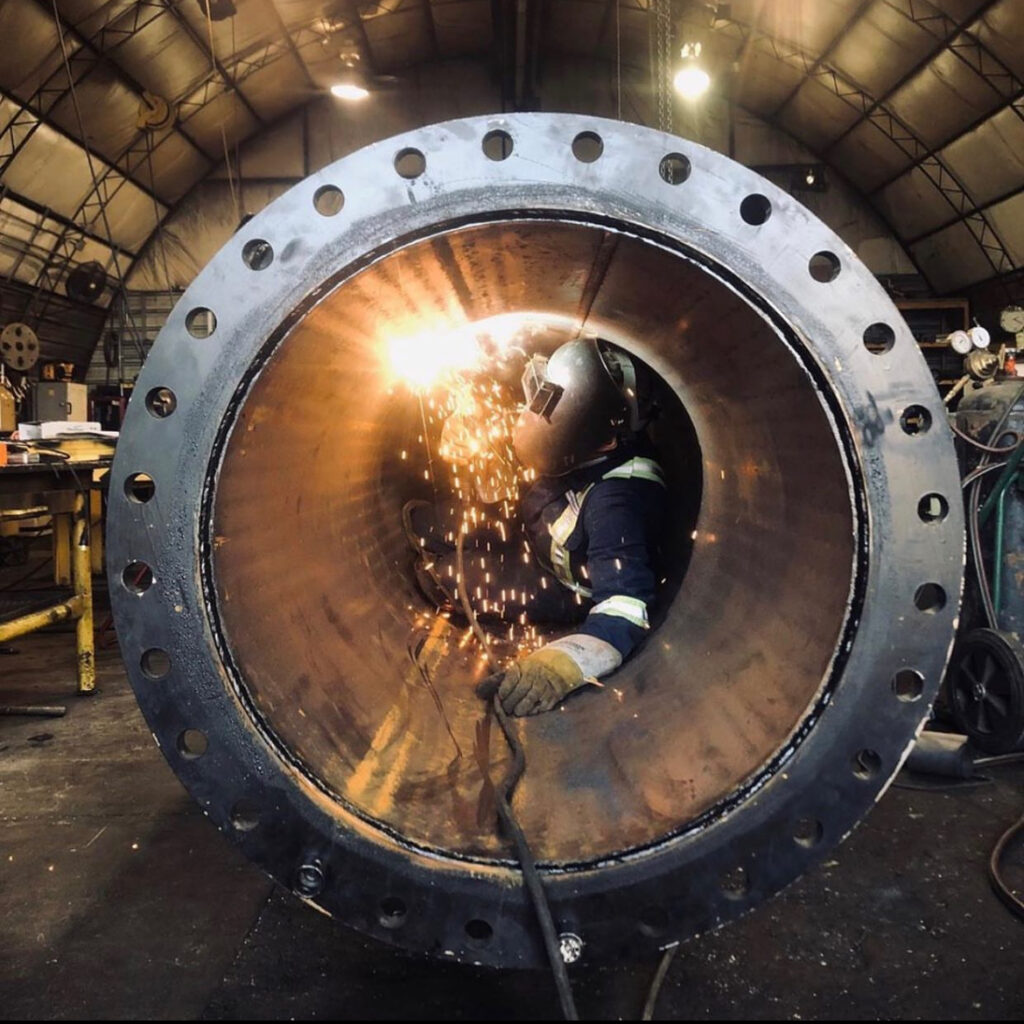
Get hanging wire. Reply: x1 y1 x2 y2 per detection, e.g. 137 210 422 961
615 0 622 121
200 1 242 225
202 0 218 74
50 0 146 365
232 13 244 220
143 132 176 304
220 125 241 226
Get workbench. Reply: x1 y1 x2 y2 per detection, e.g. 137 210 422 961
0 443 114 694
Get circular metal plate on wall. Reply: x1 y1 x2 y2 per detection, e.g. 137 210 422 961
0 322 40 371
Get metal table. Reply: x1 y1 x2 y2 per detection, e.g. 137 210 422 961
0 457 111 694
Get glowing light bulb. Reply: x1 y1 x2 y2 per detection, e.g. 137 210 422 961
330 82 369 101
674 66 711 99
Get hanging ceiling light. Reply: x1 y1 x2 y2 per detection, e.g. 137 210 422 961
331 81 370 101
330 62 370 101
674 41 711 99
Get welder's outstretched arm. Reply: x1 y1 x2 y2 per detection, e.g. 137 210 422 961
570 476 664 667
493 477 664 716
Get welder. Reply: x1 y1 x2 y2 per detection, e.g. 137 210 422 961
406 337 667 717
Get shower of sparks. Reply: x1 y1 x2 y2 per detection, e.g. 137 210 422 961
395 328 561 661
383 312 564 391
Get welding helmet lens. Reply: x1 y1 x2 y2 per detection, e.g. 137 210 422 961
521 355 565 418
513 338 629 475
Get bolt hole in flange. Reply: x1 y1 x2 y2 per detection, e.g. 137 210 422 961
231 799 261 832
900 404 932 435
482 129 514 161
863 322 895 354
571 130 603 162
185 307 217 339
793 817 823 848
852 748 882 780
808 250 841 282
394 148 426 179
124 472 155 503
379 896 408 929
145 386 176 418
177 728 208 759
465 918 493 944
122 560 154 595
242 239 274 271
739 194 771 226
140 648 170 680
659 152 691 184
720 865 750 900
892 669 925 702
313 185 345 217
918 493 949 523
914 582 946 613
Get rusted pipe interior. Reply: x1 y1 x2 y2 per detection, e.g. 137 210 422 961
211 218 856 864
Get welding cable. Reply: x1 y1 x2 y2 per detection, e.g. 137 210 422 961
455 531 579 1021
458 533 677 1020
989 810 1024 921
962 462 1008 489
972 751 1024 924
641 944 679 1021
967 476 998 629
951 423 1021 455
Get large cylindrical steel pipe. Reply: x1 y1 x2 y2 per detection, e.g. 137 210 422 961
108 114 963 967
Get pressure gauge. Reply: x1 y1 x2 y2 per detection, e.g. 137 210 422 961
968 325 990 349
1000 306 1024 334
948 330 972 355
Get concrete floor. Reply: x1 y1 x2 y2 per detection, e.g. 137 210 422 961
1 624 1021 1021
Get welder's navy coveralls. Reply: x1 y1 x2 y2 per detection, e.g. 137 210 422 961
520 441 666 661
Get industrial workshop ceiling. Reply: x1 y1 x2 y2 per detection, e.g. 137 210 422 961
0 0 1022 343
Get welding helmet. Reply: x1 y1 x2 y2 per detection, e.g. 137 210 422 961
513 338 648 476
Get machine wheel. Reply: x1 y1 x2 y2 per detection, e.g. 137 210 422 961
947 628 1024 754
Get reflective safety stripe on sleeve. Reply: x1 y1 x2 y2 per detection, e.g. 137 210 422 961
590 594 650 628
601 456 666 486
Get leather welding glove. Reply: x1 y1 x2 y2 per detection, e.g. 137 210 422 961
497 647 585 717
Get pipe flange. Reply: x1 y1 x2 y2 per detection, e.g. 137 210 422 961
108 114 963 967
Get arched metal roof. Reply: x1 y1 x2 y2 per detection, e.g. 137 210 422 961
1 0 1021 337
